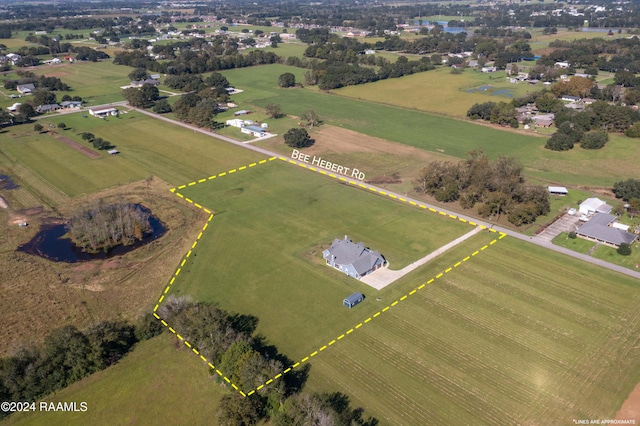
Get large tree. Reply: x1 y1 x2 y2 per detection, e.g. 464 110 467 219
265 103 283 119
300 109 320 128
284 128 313 148
278 72 296 88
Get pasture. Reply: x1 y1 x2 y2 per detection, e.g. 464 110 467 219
4 334 225 426
222 64 640 187
0 112 263 200
169 160 474 361
303 236 640 424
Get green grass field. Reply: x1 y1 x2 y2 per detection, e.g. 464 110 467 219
171 161 473 361
29 61 131 106
303 236 640 424
0 112 262 201
4 334 225 426
552 232 597 253
221 64 640 187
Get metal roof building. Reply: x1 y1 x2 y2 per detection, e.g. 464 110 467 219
576 213 637 248
323 235 386 279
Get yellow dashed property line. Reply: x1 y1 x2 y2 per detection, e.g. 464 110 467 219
242 233 506 396
156 157 510 398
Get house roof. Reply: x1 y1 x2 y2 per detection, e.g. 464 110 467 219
17 84 35 92
244 125 265 133
577 213 637 246
323 236 385 276
89 107 117 114
580 197 611 213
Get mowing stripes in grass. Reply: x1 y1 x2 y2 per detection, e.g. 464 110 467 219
152 155 506 397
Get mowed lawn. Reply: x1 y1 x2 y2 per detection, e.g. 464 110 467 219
4 334 225 426
303 236 640 425
0 113 263 200
170 161 473 361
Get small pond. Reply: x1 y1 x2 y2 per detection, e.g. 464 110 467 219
18 209 166 263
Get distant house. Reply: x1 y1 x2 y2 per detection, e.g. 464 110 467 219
89 107 118 118
555 61 570 68
43 58 61 65
548 186 568 195
561 95 581 102
481 66 497 73
130 79 160 88
234 109 250 116
579 197 612 215
36 103 60 113
150 74 161 80
323 235 386 279
16 84 35 95
241 125 268 137
225 119 246 128
7 103 21 112
60 101 82 109
343 292 364 309
576 213 637 248
364 49 376 55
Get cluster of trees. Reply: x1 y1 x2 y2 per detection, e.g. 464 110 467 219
163 72 231 127
114 47 279 75
467 101 518 128
4 71 70 92
614 179 640 202
74 46 110 62
68 200 152 252
413 151 550 226
80 132 114 151
0 315 162 420
158 297 376 425
122 84 160 108
284 128 313 148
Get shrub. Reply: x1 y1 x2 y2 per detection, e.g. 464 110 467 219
568 231 577 239
284 128 313 148
545 132 575 151
581 131 609 149
617 243 632 256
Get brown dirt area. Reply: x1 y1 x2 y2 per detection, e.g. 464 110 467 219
616 382 640 422
0 177 209 355
54 134 101 159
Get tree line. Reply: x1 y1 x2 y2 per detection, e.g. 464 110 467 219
0 315 162 420
414 151 550 226
158 296 377 425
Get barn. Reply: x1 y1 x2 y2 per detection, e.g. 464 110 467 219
343 292 364 309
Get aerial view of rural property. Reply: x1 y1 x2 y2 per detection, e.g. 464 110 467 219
1 0 640 424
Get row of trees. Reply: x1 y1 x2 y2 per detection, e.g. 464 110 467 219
80 132 115 151
68 200 152 252
0 315 162 419
413 151 550 226
4 71 70 92
158 297 376 425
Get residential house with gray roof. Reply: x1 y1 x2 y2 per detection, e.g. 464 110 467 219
576 213 637 248
323 236 386 279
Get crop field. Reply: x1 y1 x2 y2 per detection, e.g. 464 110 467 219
29 61 131 106
222 64 640 187
170 160 474 360
4 334 225 426
302 236 640 424
335 66 540 117
0 112 262 199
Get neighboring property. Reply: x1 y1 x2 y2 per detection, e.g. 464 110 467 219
576 213 637 248
241 125 268 137
7 103 21 112
88 107 118 118
107 149 120 155
561 95 581 102
16 84 36 95
481 66 497 73
130 79 160 88
343 292 364 309
60 101 82 109
323 235 386 279
579 197 612 215
555 61 570 68
225 118 247 128
548 186 568 196
43 58 61 65
234 109 250 116
36 103 60 113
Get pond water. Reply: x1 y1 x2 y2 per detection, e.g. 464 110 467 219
17 212 166 263
0 174 19 190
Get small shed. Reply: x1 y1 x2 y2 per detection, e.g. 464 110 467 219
343 292 364 309
548 186 568 196
107 149 119 155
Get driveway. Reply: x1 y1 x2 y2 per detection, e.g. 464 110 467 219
536 213 582 242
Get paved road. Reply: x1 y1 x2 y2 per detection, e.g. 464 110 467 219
130 107 640 281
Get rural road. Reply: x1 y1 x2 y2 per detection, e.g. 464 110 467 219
129 107 640 281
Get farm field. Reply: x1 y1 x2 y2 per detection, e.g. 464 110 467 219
0 112 263 200
28 61 131 106
335 66 540 117
169 160 475 361
553 233 640 270
302 236 640 425
4 334 225 426
222 64 640 187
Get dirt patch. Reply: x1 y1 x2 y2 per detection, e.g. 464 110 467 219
55 134 101 159
616 382 640 422
0 195 7 209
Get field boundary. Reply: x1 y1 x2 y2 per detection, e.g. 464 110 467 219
152 155 507 397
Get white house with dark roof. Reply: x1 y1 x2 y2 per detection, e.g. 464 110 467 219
576 213 637 248
323 236 386 279
16 84 35 95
